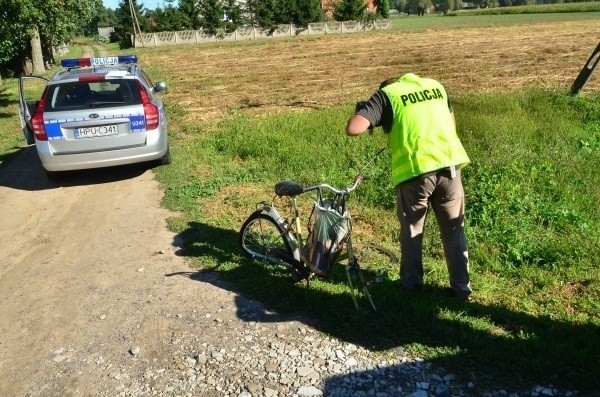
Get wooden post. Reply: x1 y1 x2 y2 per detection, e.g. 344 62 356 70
571 41 600 95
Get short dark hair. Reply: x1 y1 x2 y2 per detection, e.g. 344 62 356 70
379 77 399 90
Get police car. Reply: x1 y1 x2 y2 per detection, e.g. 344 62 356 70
18 55 170 179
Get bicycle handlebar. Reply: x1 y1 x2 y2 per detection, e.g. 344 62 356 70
274 175 364 198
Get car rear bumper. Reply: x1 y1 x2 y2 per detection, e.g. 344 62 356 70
36 129 168 172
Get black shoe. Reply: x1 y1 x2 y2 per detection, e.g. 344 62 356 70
444 287 471 301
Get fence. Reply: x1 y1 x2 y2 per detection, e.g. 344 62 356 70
133 20 391 47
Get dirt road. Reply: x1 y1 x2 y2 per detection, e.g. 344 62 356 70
0 148 250 396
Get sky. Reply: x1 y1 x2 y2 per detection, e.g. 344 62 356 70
102 0 176 10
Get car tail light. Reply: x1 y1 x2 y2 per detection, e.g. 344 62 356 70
31 87 49 141
138 83 159 130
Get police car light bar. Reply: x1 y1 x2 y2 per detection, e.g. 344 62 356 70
60 55 138 68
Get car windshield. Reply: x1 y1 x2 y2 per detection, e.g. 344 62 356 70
45 79 142 111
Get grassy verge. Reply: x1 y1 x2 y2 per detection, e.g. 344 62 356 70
447 2 600 15
155 89 600 393
391 9 600 31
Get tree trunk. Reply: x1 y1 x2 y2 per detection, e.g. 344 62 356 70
30 25 45 75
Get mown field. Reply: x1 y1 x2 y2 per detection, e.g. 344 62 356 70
1 12 599 394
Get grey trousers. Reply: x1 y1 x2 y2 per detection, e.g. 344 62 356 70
395 168 471 294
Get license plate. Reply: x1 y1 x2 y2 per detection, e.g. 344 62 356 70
75 125 118 138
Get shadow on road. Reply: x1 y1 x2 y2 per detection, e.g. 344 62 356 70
0 145 152 191
166 220 600 393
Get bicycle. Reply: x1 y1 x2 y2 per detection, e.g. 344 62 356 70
238 151 398 311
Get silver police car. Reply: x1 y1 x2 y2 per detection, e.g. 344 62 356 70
18 55 170 179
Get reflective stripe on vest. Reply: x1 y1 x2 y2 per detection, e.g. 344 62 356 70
381 74 470 186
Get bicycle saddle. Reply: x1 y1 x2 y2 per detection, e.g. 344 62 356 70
274 180 304 197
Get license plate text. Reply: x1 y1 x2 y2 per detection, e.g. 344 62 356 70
75 125 118 138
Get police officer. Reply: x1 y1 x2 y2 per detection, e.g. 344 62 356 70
345 73 472 300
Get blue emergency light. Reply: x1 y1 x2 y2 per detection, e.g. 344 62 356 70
60 55 138 68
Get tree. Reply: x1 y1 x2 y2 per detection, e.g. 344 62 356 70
95 6 119 30
38 0 101 59
179 0 202 29
149 4 192 31
0 0 30 83
114 0 150 47
406 0 431 15
274 0 297 24
436 0 459 13
223 0 244 32
392 0 408 12
294 0 323 27
246 0 275 29
374 0 391 17
333 0 367 21
198 0 225 35
0 0 100 79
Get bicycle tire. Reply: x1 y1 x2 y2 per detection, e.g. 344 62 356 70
239 212 309 280
347 243 398 285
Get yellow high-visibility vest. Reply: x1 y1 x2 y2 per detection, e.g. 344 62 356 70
381 73 470 186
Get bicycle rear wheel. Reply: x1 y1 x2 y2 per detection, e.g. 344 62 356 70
239 212 308 280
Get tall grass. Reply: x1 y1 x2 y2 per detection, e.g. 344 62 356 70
158 89 600 392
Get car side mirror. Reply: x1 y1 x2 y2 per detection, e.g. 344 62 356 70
154 82 167 92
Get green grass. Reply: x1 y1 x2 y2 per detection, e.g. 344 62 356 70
447 2 600 15
391 9 600 30
156 89 600 393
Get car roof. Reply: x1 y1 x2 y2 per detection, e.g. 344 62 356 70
49 55 141 84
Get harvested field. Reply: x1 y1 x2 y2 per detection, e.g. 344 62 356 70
136 19 600 124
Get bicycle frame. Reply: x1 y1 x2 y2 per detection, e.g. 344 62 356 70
241 148 387 310
255 188 377 311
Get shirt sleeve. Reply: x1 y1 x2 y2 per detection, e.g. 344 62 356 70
356 90 393 133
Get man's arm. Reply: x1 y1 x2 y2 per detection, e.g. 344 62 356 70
346 115 372 136
345 91 389 136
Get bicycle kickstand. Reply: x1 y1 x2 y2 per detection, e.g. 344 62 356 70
345 264 377 312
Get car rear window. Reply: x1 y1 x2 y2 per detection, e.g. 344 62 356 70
45 79 142 111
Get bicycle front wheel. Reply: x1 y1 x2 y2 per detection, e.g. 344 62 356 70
349 243 399 285
239 212 308 280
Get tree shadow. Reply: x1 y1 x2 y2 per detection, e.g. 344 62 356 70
168 220 600 394
0 86 19 119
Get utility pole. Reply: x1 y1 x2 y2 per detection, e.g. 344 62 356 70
128 0 145 47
